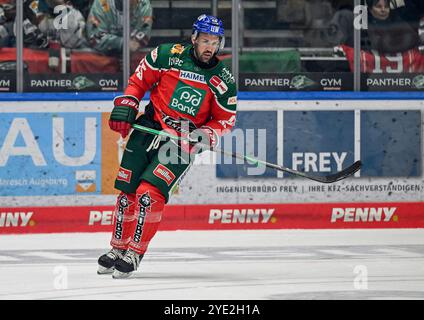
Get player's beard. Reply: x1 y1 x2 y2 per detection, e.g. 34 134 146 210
194 45 214 64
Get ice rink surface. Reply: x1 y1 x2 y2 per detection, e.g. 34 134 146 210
0 229 423 300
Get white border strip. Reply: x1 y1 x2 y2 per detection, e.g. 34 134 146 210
1 99 424 113
277 109 284 178
354 109 361 177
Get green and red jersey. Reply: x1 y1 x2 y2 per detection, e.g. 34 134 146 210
124 43 237 138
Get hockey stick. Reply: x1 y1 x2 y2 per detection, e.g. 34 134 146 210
131 124 361 183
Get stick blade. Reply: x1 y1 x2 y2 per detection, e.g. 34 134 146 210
312 160 362 183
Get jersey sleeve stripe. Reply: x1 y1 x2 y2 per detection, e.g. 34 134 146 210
144 58 160 71
203 125 220 148
213 94 237 114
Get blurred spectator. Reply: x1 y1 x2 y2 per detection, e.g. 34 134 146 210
366 0 420 53
0 0 48 48
323 0 421 53
0 1 14 47
276 0 306 24
303 0 334 47
321 7 354 47
329 0 353 11
389 0 424 46
391 0 424 24
38 0 93 20
86 0 153 56
37 0 89 49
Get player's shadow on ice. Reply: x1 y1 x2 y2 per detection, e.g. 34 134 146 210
127 272 240 281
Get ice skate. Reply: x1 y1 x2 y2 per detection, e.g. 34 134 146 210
97 248 126 275
112 249 144 279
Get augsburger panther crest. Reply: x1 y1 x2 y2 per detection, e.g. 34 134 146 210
290 75 316 90
119 195 129 208
139 192 152 208
412 75 424 89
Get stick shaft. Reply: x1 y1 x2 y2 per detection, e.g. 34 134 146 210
131 124 361 183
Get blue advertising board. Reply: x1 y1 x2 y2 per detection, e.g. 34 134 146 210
361 110 421 177
216 110 421 179
283 111 355 178
0 113 101 196
216 111 278 178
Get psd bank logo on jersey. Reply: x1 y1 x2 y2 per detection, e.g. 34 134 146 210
169 81 206 117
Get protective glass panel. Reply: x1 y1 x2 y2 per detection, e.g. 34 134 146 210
21 0 123 92
360 0 424 91
0 0 16 92
151 1 231 45
239 0 355 91
128 0 153 78
146 0 231 70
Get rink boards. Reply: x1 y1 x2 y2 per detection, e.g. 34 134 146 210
0 202 423 234
0 95 423 233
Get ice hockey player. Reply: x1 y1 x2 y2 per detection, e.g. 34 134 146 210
98 14 237 278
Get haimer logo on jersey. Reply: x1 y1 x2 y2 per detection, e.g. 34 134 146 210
179 71 206 84
169 81 206 117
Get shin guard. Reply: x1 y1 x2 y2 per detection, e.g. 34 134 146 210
128 181 165 255
110 192 137 249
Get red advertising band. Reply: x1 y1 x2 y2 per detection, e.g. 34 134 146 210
0 202 422 234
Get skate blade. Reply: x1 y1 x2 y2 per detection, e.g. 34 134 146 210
112 270 133 279
97 266 115 275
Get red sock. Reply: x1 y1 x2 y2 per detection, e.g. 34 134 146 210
128 181 165 255
110 192 136 249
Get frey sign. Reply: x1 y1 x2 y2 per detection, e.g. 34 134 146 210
284 111 354 177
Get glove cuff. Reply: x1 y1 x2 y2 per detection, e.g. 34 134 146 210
113 95 140 111
111 95 140 124
199 126 219 149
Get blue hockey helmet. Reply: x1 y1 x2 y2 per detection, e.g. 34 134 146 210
192 14 225 51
